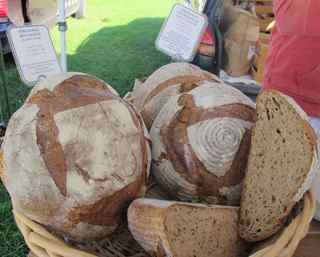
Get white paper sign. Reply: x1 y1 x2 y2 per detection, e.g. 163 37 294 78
156 4 207 62
7 25 62 86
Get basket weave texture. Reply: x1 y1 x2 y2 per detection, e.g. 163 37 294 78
14 190 317 257
0 146 316 257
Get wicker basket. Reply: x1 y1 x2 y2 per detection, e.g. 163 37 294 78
10 189 319 257
0 145 317 257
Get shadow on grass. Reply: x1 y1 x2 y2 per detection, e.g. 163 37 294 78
69 17 170 96
0 17 169 257
0 54 31 123
1 17 169 118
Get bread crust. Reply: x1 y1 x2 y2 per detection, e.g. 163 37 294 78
131 63 221 128
128 199 172 256
128 199 245 257
2 73 151 241
150 83 255 205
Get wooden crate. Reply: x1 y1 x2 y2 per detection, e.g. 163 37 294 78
254 0 274 32
233 1 274 83
236 0 274 32
259 32 271 45
252 32 270 84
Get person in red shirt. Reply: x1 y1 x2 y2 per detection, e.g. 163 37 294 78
263 0 320 220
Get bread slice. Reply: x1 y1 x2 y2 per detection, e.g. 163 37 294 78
239 90 319 242
128 199 248 257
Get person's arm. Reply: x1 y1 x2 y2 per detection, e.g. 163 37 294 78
274 0 320 36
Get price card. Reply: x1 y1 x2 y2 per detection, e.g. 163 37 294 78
156 4 207 62
7 25 62 87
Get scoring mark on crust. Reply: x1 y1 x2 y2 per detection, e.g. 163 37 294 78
159 93 255 203
29 75 116 196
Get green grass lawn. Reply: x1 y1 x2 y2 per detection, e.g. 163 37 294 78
0 0 175 256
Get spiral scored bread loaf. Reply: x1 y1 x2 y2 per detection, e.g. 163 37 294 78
1 73 151 241
150 82 256 205
131 62 221 129
128 199 248 257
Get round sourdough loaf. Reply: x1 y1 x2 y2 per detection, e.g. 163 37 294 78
131 62 221 129
1 73 151 241
150 82 256 205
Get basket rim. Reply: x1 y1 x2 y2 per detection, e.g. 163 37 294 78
11 191 316 257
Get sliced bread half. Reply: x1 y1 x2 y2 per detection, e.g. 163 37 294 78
128 199 248 257
239 90 319 242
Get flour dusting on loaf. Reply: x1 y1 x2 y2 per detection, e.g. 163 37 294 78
131 63 221 128
2 73 150 241
150 82 256 205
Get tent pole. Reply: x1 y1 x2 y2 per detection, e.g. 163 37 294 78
58 0 67 72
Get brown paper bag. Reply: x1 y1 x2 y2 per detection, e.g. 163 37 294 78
222 5 260 77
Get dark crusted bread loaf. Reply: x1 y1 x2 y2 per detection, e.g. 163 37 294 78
131 62 220 129
128 199 248 257
239 90 319 242
1 73 151 241
150 81 256 205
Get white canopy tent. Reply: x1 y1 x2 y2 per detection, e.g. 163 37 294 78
58 0 86 72
8 0 86 72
